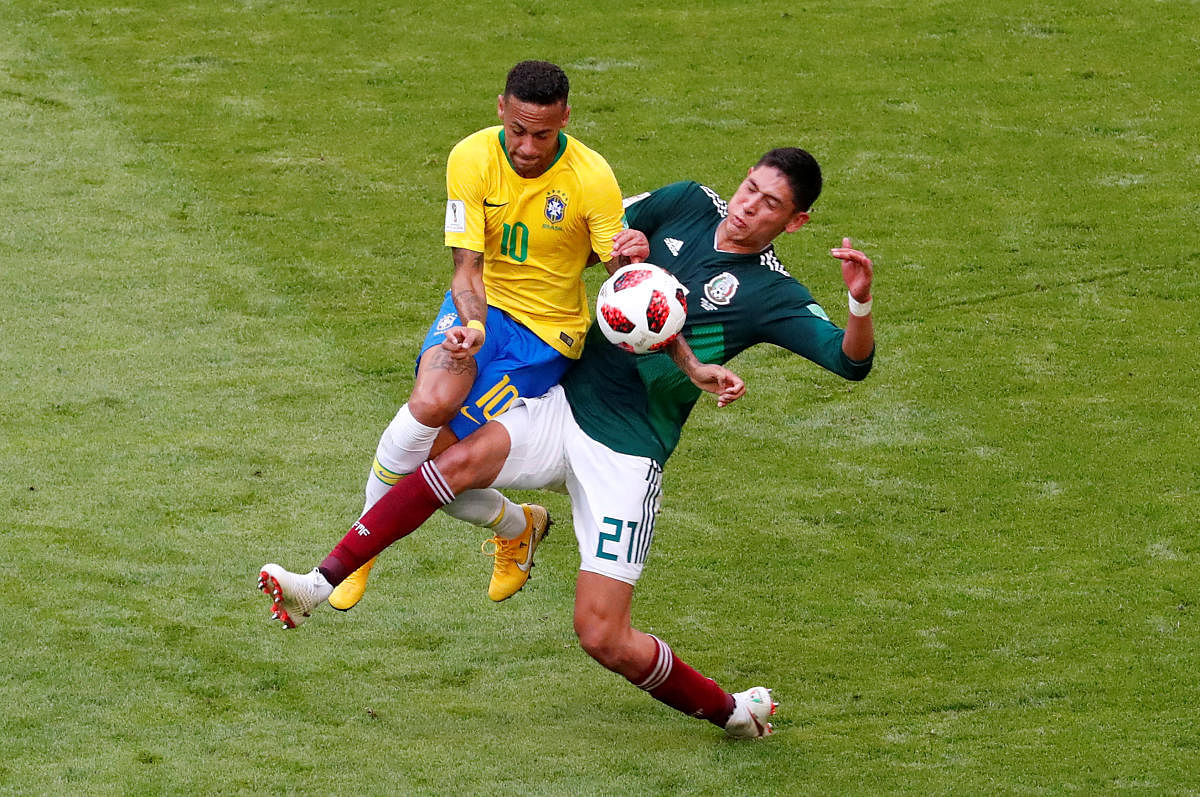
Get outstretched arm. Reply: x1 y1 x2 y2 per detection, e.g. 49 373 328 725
830 237 875 362
665 335 746 408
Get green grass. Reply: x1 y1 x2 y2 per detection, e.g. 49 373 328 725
2 0 1197 793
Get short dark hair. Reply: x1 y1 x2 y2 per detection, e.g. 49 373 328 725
504 61 570 106
755 148 822 212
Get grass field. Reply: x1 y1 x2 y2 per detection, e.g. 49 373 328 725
2 0 1197 793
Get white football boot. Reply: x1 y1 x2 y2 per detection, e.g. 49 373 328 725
724 687 778 738
258 564 333 629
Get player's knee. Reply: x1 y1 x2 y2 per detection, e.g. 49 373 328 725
431 444 472 489
574 619 626 671
406 392 458 428
575 625 617 669
432 432 503 494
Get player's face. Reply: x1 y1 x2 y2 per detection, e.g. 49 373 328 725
497 95 570 178
719 166 809 253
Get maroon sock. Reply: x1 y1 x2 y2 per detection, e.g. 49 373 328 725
632 635 736 727
318 461 455 585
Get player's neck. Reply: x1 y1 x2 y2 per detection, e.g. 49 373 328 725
713 221 768 255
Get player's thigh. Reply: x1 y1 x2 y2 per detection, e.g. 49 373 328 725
410 292 482 424
564 429 664 587
431 421 512 494
410 345 476 423
488 386 572 491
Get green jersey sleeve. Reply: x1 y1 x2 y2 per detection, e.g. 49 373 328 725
758 278 874 380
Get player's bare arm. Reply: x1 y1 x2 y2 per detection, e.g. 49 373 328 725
830 237 875 362
586 253 623 275
587 255 630 276
444 247 487 358
665 335 746 408
586 229 650 273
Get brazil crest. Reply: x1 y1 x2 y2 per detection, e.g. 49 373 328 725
544 190 567 224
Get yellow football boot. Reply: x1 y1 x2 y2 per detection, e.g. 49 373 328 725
327 556 377 611
482 504 551 601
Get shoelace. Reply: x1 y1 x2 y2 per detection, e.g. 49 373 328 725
481 536 515 567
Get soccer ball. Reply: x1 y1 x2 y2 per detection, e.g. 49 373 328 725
596 263 688 354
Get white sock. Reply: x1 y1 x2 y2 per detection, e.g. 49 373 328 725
442 489 527 539
362 468 391 516
362 403 439 513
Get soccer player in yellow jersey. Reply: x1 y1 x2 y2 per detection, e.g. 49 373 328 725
328 61 645 610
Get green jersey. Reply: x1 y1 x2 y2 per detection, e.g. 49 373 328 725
561 180 874 464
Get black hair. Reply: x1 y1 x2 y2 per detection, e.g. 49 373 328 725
503 61 570 106
755 148 822 212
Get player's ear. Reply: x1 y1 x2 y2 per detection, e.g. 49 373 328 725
497 95 506 121
784 211 810 234
560 104 570 127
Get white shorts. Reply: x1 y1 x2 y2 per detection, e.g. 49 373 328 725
492 386 663 585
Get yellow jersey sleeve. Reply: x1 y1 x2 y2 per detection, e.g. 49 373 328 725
579 158 625 269
444 128 494 252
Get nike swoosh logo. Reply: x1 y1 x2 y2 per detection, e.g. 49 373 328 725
483 200 508 207
459 406 483 424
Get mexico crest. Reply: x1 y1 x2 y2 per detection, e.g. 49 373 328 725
544 191 567 223
703 272 740 306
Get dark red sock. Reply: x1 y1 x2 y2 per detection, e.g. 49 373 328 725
632 635 735 727
318 461 455 585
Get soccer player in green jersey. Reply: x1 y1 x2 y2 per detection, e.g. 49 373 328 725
260 147 875 738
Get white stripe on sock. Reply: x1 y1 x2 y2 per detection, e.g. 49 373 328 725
420 461 455 505
635 635 673 692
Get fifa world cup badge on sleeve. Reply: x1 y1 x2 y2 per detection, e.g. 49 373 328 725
445 200 466 233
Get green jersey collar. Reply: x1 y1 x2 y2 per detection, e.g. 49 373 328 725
497 130 568 176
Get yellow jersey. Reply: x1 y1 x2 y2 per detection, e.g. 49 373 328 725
443 126 625 358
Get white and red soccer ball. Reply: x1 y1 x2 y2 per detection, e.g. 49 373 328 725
596 263 688 354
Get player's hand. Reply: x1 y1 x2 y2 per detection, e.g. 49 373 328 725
689 364 746 408
441 325 485 359
612 229 650 264
830 237 873 302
